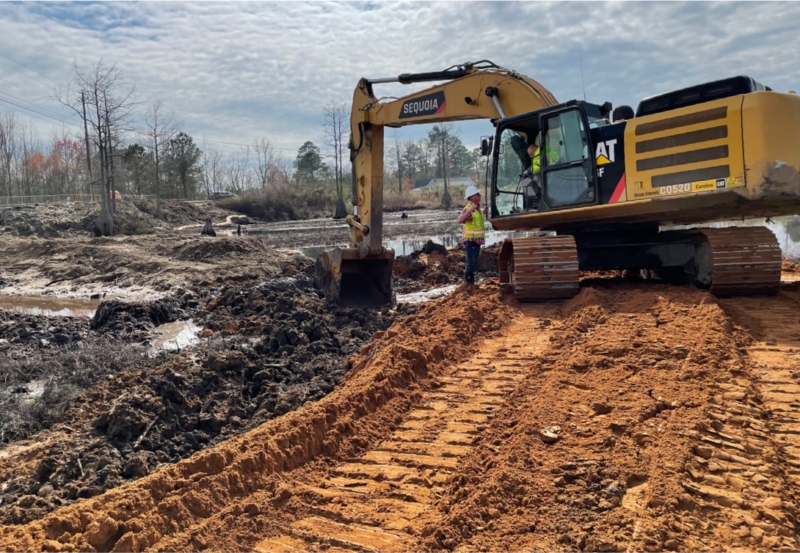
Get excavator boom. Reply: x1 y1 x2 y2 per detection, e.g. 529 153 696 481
315 61 558 305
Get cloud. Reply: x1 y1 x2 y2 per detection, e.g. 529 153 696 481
0 1 799 161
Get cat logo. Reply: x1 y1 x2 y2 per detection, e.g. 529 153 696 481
716 178 727 189
595 139 617 165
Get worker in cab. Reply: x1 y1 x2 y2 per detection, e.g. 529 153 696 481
524 135 559 183
457 185 485 285
522 135 559 204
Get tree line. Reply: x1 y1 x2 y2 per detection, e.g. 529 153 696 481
0 60 489 227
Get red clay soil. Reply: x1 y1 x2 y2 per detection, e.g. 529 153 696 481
3 281 800 552
783 259 800 274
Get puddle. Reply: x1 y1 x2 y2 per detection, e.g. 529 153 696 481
300 230 544 259
396 284 459 304
150 320 202 353
0 295 99 318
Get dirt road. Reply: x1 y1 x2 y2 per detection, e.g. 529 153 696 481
3 281 800 552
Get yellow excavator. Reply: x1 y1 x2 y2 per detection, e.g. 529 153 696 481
315 60 800 304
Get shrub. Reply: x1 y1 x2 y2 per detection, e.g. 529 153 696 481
219 186 339 222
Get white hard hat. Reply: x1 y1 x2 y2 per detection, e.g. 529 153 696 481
464 184 480 199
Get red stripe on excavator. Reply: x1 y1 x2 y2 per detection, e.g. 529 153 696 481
609 174 626 204
436 101 447 114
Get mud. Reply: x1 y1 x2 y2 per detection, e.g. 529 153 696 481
0 274 414 526
0 282 515 552
394 241 499 293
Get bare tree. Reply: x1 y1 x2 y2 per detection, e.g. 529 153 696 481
18 122 40 197
0 113 18 197
56 60 135 235
393 132 404 194
225 146 252 194
143 101 177 219
200 140 223 199
322 102 348 218
253 137 279 189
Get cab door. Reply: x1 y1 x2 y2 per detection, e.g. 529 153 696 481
539 107 598 210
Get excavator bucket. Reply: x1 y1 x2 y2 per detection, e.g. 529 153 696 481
314 247 395 306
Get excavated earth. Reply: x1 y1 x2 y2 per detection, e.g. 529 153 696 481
3 201 800 552
1 275 799 552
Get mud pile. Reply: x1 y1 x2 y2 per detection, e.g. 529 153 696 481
0 235 307 298
0 283 517 552
0 198 244 239
394 241 499 292
0 275 408 526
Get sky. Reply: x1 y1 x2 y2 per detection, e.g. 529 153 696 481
1 1 799 165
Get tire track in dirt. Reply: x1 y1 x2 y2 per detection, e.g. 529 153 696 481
710 287 800 549
254 304 557 552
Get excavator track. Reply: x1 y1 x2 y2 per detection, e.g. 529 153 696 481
695 227 782 297
254 306 556 553
499 236 579 301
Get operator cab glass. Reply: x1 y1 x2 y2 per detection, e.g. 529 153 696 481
491 101 602 218
541 109 595 207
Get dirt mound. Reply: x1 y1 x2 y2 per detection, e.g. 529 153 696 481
783 259 800 274
0 234 310 299
0 201 167 238
394 242 499 291
166 236 278 263
90 298 185 337
412 284 797 552
0 199 246 239
0 283 517 552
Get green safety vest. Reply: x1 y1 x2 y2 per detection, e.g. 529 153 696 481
532 146 560 174
462 203 485 241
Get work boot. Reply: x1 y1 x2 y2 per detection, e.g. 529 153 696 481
464 271 475 285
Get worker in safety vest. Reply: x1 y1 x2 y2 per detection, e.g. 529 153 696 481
525 135 559 180
457 184 485 285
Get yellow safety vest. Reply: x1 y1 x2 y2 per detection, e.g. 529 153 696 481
462 203 485 241
532 146 559 174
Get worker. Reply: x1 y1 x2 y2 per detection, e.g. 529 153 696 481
457 185 485 285
524 135 559 180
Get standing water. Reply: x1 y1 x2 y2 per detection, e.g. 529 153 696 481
300 230 543 259
0 295 99 318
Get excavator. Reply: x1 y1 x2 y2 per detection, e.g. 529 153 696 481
315 60 800 304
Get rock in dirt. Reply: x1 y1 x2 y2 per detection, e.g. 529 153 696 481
539 426 561 443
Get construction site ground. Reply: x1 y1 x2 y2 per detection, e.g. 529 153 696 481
2 201 800 552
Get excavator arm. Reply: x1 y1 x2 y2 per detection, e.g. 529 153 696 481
315 61 558 305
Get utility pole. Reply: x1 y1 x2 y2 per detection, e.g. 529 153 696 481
81 92 93 199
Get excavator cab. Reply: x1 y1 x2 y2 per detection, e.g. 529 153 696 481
490 100 614 218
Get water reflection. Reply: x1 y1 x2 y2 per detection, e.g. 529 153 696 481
0 295 99 318
300 230 543 259
396 284 458 304
150 320 202 353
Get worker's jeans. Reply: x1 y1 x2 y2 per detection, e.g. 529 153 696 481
464 240 481 276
